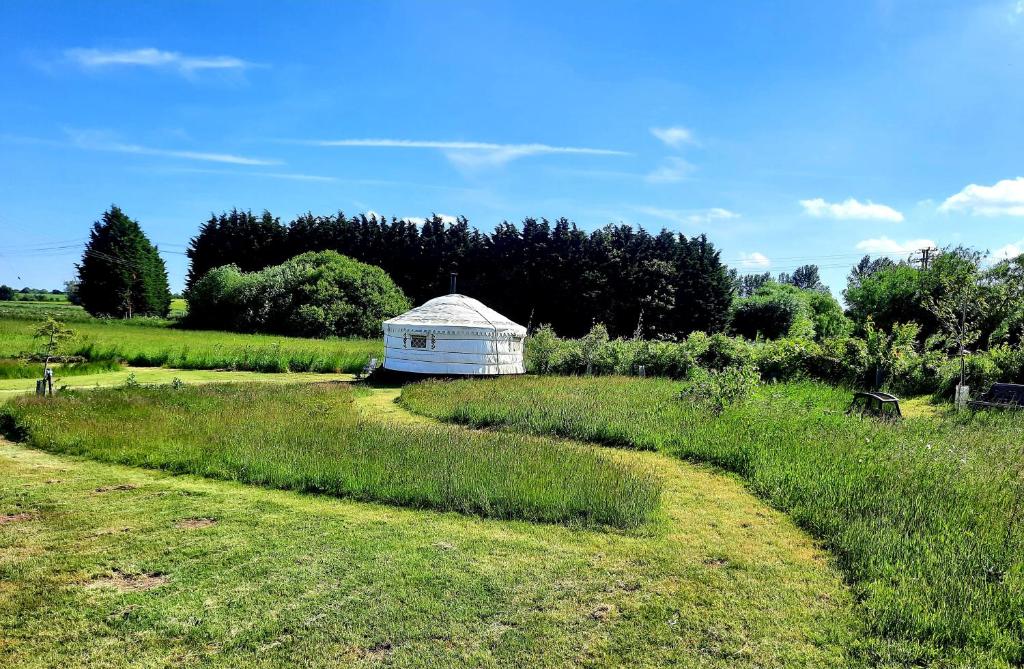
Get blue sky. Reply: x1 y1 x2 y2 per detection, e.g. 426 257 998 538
1 0 1023 296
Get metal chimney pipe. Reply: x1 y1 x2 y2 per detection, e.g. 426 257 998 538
450 272 458 294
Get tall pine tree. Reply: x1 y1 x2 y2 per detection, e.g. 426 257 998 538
77 206 171 318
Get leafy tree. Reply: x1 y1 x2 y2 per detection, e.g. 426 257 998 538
732 281 849 341
844 262 925 336
76 206 170 318
925 254 986 389
63 279 81 305
732 271 771 298
0 285 13 301
731 286 801 340
185 251 409 338
779 264 827 292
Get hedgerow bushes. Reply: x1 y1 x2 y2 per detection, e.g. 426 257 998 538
526 323 1024 397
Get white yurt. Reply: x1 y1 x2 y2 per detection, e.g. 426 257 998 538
382 293 526 375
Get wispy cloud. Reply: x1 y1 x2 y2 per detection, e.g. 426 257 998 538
650 126 696 148
800 197 904 222
855 236 936 254
635 205 739 226
738 252 771 269
67 129 280 166
939 177 1024 216
65 47 253 75
154 167 332 182
298 138 629 168
646 157 695 183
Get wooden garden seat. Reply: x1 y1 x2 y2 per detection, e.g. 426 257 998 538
847 391 902 419
968 383 1024 410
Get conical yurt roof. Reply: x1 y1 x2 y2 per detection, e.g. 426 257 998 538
384 294 526 336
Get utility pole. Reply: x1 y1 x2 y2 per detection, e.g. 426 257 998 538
909 247 939 270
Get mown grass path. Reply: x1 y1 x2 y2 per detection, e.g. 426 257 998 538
0 383 865 667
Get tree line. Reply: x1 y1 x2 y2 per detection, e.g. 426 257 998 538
185 209 734 338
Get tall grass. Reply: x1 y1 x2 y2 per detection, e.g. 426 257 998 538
401 376 1024 666
0 358 122 379
0 316 382 374
1 383 661 528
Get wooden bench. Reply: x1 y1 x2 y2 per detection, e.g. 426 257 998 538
969 383 1024 410
356 357 379 380
847 391 902 419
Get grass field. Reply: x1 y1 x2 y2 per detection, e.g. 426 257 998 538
0 316 382 374
0 427 864 668
0 358 123 380
0 300 94 322
1 383 660 528
401 376 1024 667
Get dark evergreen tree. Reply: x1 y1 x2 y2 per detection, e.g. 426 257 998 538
185 210 736 339
77 205 171 317
185 209 288 291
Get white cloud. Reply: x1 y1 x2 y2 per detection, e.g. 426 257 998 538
650 126 695 148
800 197 904 222
404 214 458 226
304 138 628 168
66 129 279 166
65 47 252 75
739 252 771 269
993 241 1024 260
854 236 936 254
939 177 1024 216
635 206 739 226
646 157 695 183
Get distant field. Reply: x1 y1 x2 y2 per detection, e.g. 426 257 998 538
401 376 1024 667
2 383 660 528
0 300 92 322
0 313 382 374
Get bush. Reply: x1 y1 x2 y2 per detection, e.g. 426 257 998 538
731 291 800 340
185 251 410 338
679 365 760 414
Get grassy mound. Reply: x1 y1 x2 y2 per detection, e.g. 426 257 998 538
1 383 660 528
401 376 1024 666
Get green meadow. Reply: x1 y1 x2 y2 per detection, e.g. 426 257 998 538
401 376 1024 666
0 314 381 374
1 383 659 528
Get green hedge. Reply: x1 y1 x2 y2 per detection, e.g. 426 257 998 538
526 324 1024 397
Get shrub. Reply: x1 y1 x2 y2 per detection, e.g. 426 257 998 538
731 291 800 340
679 365 760 414
185 251 410 338
525 324 560 374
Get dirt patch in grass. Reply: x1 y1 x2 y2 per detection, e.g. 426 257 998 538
94 484 138 493
86 569 168 592
0 512 36 524
358 641 394 660
175 517 217 529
